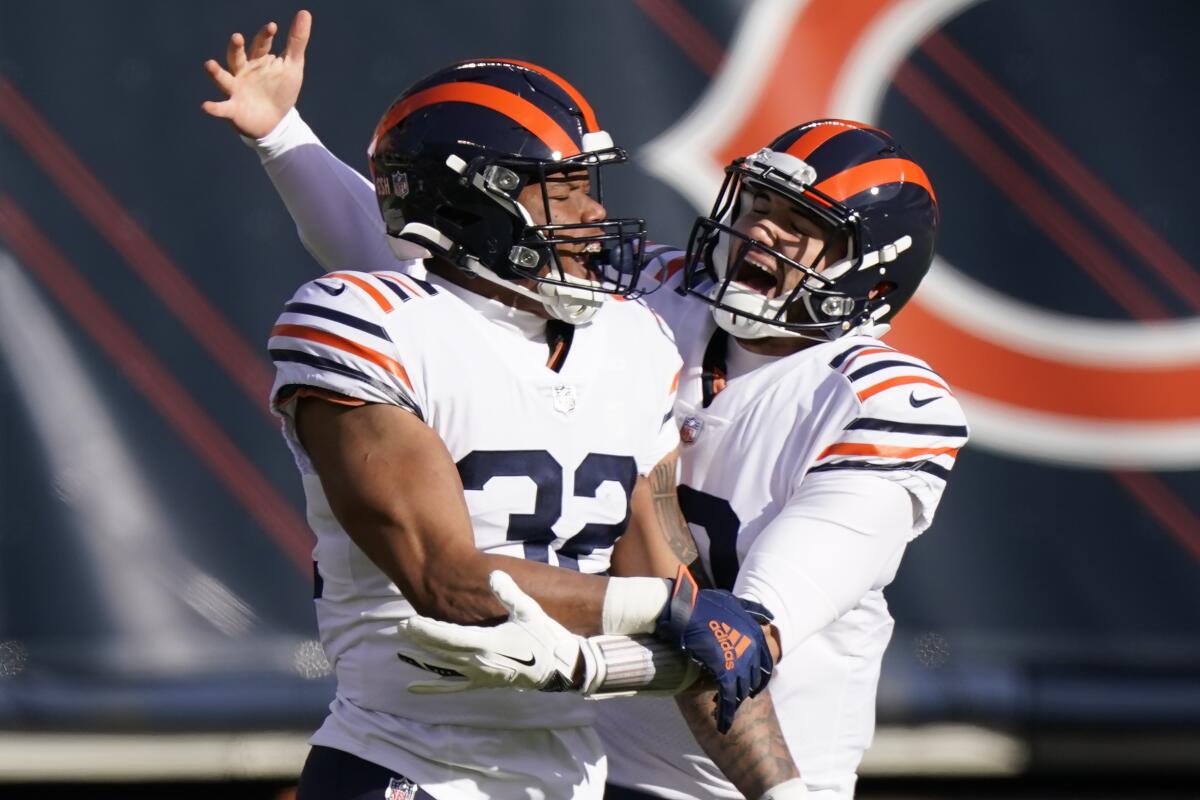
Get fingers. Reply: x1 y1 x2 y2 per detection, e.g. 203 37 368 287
488 570 536 621
714 688 735 734
226 31 246 75
248 21 278 61
202 59 235 94
738 597 774 624
402 617 487 656
284 9 312 63
200 99 233 119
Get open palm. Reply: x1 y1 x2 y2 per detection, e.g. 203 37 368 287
202 10 311 139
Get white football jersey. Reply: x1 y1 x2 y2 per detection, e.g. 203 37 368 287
597 251 969 799
269 266 681 798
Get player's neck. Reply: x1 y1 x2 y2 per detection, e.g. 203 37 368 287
426 258 551 319
734 335 817 357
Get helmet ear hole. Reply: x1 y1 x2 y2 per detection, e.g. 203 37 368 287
869 280 897 300
437 205 481 228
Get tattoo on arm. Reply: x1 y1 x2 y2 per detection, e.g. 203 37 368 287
648 451 708 578
675 686 799 797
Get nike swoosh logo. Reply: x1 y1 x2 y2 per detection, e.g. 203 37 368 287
500 651 537 667
315 281 345 296
909 392 941 408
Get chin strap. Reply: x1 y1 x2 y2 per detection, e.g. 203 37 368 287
393 230 604 324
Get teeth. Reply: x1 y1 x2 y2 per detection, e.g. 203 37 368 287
583 242 602 253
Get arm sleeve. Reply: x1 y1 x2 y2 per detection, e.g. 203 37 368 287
243 107 427 270
732 472 914 658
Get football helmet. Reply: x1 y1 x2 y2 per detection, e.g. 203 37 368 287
368 59 648 324
681 119 939 340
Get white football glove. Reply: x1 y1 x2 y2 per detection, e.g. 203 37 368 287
396 571 585 694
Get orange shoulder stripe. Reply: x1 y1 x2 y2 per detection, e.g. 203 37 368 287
381 271 426 297
271 323 412 391
856 374 948 402
327 272 394 313
837 346 894 371
817 442 960 460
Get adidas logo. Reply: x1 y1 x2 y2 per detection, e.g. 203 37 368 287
708 620 751 671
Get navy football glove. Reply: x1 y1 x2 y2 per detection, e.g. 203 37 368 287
656 565 775 733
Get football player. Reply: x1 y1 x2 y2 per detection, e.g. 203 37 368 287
202 11 807 800
401 121 968 799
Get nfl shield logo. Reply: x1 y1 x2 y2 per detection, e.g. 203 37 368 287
391 171 410 199
680 416 703 444
385 776 418 800
552 384 577 415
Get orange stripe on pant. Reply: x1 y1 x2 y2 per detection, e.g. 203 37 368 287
271 324 413 391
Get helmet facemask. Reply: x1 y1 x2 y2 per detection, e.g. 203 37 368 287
685 148 876 341
506 147 650 323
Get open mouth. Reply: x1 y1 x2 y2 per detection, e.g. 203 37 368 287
732 258 778 295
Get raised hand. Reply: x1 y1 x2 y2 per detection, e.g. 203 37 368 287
201 9 312 139
656 566 776 733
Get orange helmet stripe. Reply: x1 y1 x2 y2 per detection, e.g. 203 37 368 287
783 119 870 162
370 82 580 158
813 158 937 205
490 58 600 132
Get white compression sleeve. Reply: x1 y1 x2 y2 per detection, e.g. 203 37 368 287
733 472 914 658
241 108 427 270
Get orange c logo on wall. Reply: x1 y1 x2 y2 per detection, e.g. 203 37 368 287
645 0 1200 470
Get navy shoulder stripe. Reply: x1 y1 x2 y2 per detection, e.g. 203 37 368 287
270 349 422 419
829 343 873 369
407 276 439 295
284 302 391 341
808 459 951 481
846 358 938 382
844 417 969 438
374 276 412 303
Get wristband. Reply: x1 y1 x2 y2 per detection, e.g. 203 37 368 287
759 778 808 799
601 577 672 635
240 106 322 161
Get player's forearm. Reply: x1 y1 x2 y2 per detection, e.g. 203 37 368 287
612 452 708 583
478 554 610 633
675 685 800 798
335 517 608 629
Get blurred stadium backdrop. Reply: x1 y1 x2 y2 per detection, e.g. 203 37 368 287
1 0 1198 797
